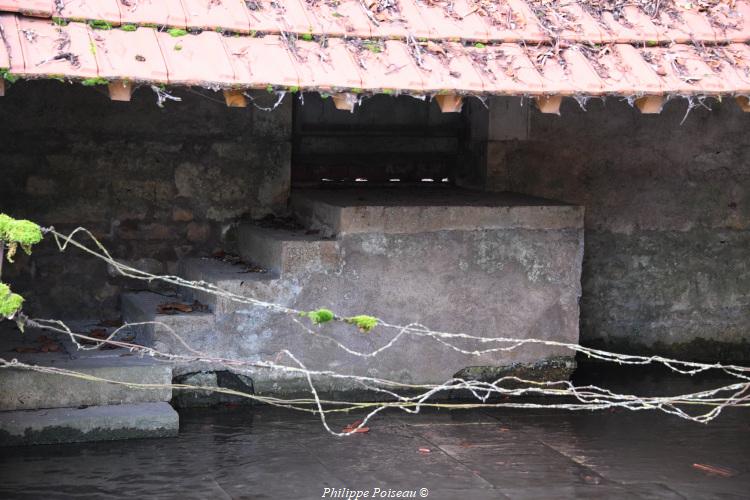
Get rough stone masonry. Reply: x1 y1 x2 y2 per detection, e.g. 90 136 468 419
0 80 748 366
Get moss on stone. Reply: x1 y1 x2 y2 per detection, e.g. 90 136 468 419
81 77 109 86
307 308 335 325
0 214 43 262
345 315 378 332
0 283 24 318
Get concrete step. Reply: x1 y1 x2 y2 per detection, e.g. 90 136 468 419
121 291 216 356
0 323 173 411
237 224 340 276
290 187 584 235
0 402 178 446
177 257 279 314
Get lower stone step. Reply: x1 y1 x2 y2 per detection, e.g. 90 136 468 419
0 402 179 446
0 355 173 411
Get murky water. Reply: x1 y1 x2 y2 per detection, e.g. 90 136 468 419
1 364 748 499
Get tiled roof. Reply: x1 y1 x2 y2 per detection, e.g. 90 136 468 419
1 1 749 113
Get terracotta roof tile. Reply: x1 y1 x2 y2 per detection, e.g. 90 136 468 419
156 30 234 86
304 0 372 38
295 38 362 91
224 34 300 89
469 43 544 95
0 1 52 17
180 0 251 33
0 13 24 72
416 42 484 94
16 16 98 79
59 0 121 24
0 2 749 102
118 0 188 28
92 25 168 83
412 0 489 42
246 0 316 35
356 39 425 93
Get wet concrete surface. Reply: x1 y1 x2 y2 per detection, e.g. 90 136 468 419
0 365 748 499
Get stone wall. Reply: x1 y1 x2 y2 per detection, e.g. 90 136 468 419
476 97 750 358
0 81 291 318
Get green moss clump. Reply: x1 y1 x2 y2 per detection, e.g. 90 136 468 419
0 283 24 319
307 308 335 325
0 214 43 262
89 20 113 30
345 315 378 333
474 42 486 49
121 24 137 32
301 32 313 41
0 69 19 84
81 77 109 86
362 40 382 53
168 28 188 37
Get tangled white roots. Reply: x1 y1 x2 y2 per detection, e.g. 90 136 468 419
1 226 748 436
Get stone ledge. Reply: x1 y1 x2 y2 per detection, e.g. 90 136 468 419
291 187 584 236
0 402 178 446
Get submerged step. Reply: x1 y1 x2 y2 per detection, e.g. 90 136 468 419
0 402 178 446
237 224 340 276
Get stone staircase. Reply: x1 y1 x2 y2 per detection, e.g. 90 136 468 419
120 187 584 397
0 322 177 446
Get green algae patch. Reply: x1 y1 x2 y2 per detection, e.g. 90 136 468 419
0 283 23 319
345 315 378 333
0 214 44 262
306 308 335 325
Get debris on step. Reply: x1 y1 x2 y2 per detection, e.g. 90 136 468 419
209 250 267 273
255 214 305 231
157 300 208 315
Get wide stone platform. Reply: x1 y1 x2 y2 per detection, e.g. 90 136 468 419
127 186 584 394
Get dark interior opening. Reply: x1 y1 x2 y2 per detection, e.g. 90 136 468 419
291 93 465 187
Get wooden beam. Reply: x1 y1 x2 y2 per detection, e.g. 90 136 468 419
535 95 562 115
223 89 247 108
434 94 464 113
108 80 132 102
332 93 356 112
736 95 750 112
635 95 665 114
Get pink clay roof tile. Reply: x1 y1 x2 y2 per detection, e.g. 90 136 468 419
0 1 749 98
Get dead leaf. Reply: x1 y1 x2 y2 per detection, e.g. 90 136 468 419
157 302 194 314
426 41 445 55
14 347 39 353
83 328 118 350
692 463 736 477
39 342 61 353
342 419 370 433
